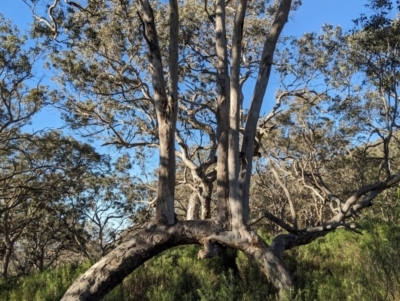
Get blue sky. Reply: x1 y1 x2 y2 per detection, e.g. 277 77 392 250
286 1 369 35
2 0 370 31
1 0 370 130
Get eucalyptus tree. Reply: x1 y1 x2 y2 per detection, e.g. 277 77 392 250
0 131 103 277
0 15 51 277
15 155 128 273
21 0 400 300
74 172 136 260
248 1 400 239
0 14 47 162
16 200 90 274
0 14 45 189
16 206 79 274
0 12 120 278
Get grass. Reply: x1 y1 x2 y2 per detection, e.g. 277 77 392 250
2 220 400 301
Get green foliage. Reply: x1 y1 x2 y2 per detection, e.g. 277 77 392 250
4 222 400 301
0 262 91 301
288 221 400 301
77 223 400 301
1 0 400 299
104 246 277 301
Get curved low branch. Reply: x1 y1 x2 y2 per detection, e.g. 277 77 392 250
270 222 359 258
248 210 296 233
258 174 400 258
61 221 293 300
61 221 218 300
328 171 400 223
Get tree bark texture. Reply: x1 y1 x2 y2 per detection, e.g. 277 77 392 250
59 0 296 299
2 244 12 278
186 192 200 220
228 0 248 233
215 0 231 226
240 0 292 221
137 0 177 225
61 222 292 300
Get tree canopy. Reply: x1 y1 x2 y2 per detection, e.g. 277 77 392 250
0 0 399 300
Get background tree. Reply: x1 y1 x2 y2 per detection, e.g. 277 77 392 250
0 131 103 277
0 15 45 146
247 1 400 236
74 170 136 260
0 16 51 277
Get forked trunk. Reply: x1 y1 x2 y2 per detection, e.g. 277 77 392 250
61 0 295 299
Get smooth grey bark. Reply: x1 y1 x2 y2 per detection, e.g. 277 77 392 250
26 1 400 300
175 130 214 219
240 0 292 221
186 192 200 220
228 0 248 233
215 0 231 225
38 1 301 299
61 1 295 298
253 172 400 259
60 222 217 301
61 221 293 300
198 181 212 219
189 174 213 220
137 0 177 225
328 171 400 223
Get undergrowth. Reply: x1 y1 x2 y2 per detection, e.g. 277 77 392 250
1 221 399 301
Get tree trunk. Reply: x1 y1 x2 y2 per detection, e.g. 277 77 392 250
57 1 295 300
215 0 231 226
199 183 212 220
240 0 292 221
228 0 248 233
186 192 200 220
2 240 13 278
137 0 177 225
2 247 11 278
39 246 45 271
61 221 219 300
